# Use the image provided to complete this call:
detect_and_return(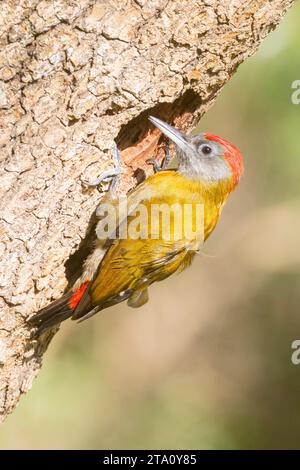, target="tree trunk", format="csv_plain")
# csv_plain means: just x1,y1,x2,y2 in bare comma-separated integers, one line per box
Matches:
0,0,294,422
